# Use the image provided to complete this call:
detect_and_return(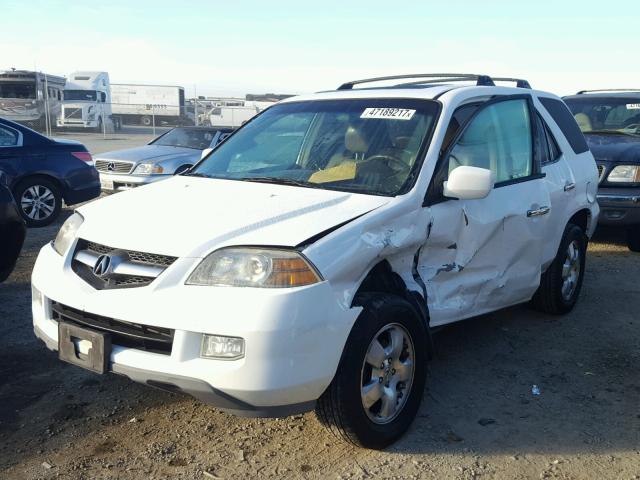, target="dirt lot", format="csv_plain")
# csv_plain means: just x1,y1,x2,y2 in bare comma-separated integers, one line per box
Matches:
0,132,639,479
